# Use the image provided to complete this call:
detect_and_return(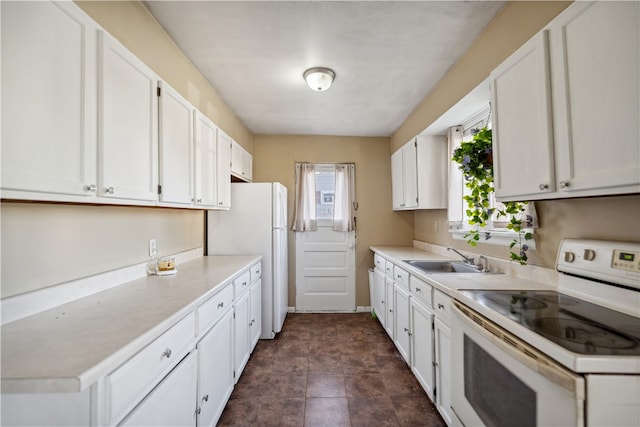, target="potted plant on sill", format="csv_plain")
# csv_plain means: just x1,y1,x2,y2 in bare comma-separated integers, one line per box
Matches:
451,127,533,265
